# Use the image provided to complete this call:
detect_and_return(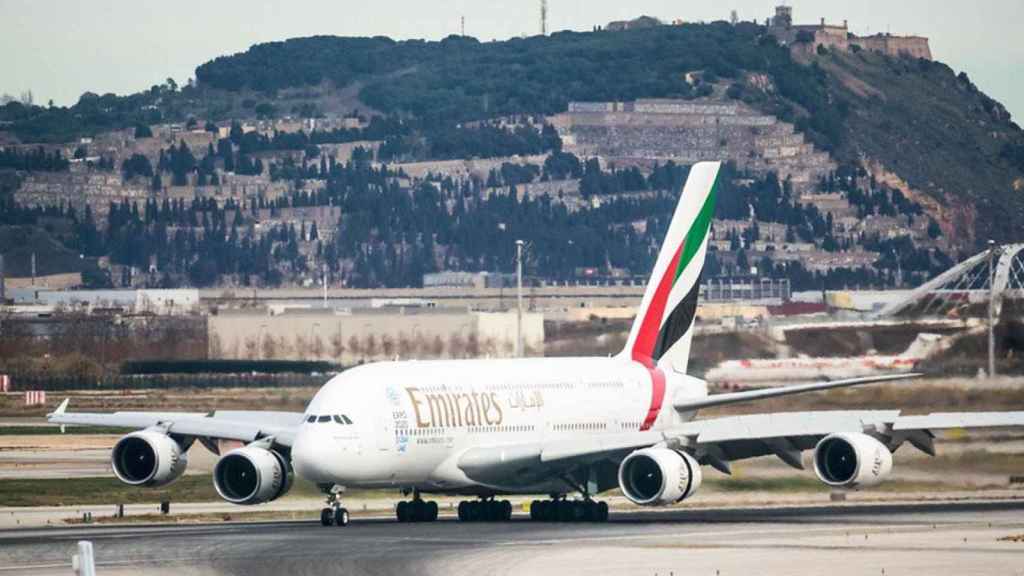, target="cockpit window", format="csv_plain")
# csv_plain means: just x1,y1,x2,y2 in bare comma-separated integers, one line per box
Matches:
308,414,354,424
